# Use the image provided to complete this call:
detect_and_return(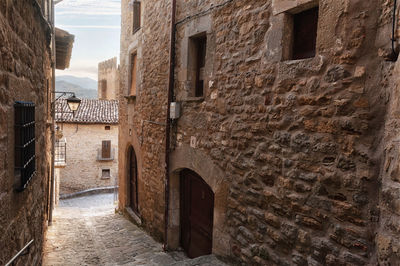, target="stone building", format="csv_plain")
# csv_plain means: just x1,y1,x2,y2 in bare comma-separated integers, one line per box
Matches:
98,57,120,100
55,99,119,195
119,0,400,265
0,0,74,265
